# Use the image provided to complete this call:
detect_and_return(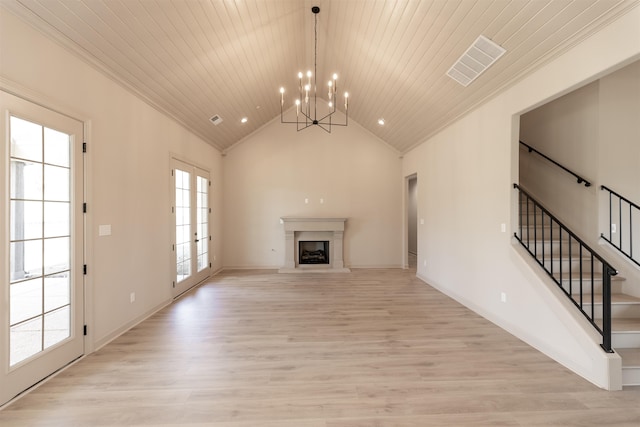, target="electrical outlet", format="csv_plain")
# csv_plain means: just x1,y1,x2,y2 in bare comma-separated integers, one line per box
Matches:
501,292,507,303
423,260,427,267
304,198,309,204
130,292,135,303
501,223,506,233
611,223,617,233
